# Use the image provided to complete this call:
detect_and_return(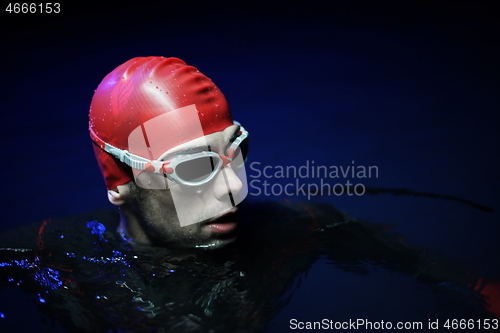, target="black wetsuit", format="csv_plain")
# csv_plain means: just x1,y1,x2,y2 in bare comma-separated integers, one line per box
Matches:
0,201,492,332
